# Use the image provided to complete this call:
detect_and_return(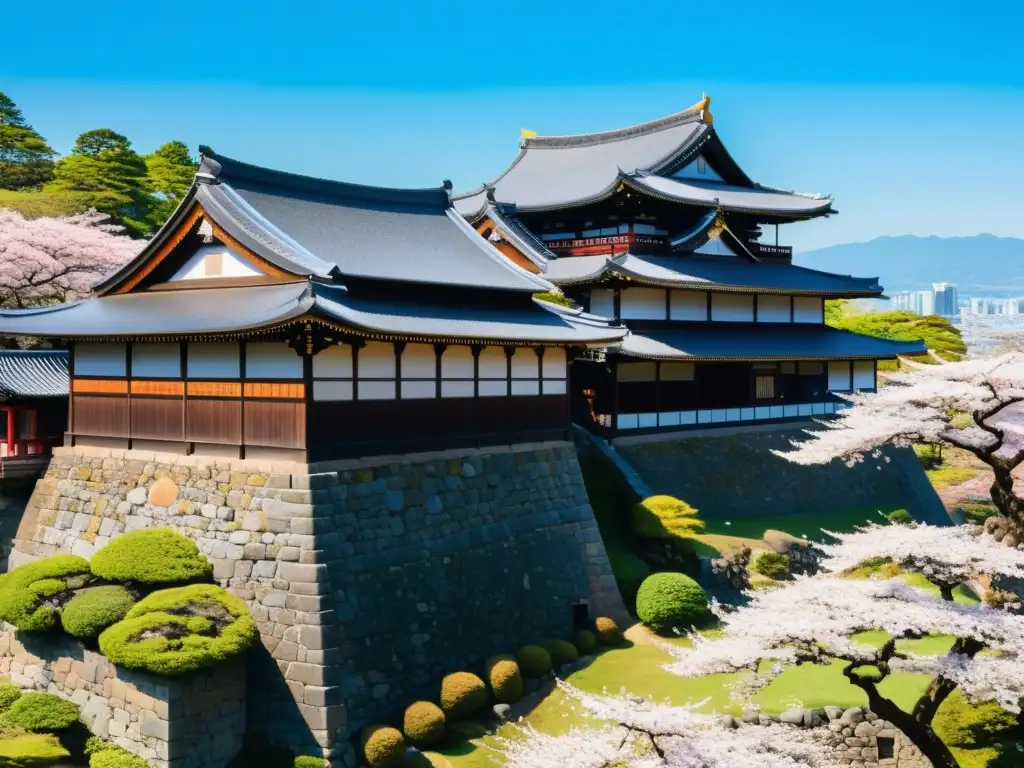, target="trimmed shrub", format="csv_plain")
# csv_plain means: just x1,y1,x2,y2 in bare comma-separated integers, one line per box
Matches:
752,552,790,581
293,757,324,768
90,750,149,768
90,528,213,585
98,584,256,675
1,693,80,732
0,555,91,631
61,586,136,639
887,509,913,526
541,638,579,666
439,672,488,720
636,572,708,632
0,733,71,767
485,655,523,704
360,725,405,768
632,495,704,540
0,682,22,712
516,645,552,679
402,700,445,747
571,629,597,655
594,617,623,646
